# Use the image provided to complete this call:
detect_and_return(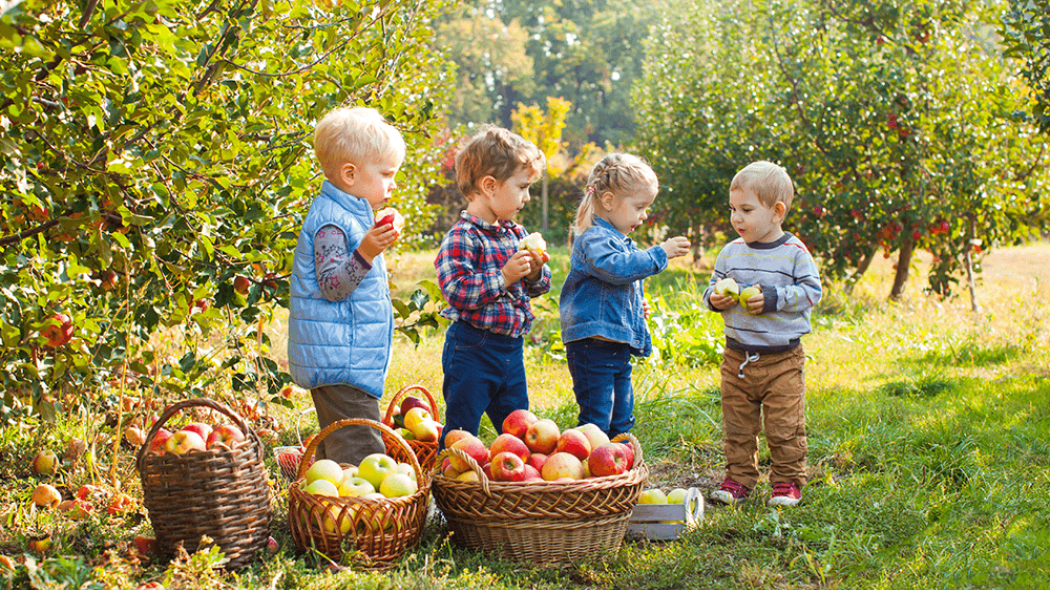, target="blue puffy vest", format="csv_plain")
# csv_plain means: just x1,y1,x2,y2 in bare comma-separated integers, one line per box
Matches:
287,181,393,398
